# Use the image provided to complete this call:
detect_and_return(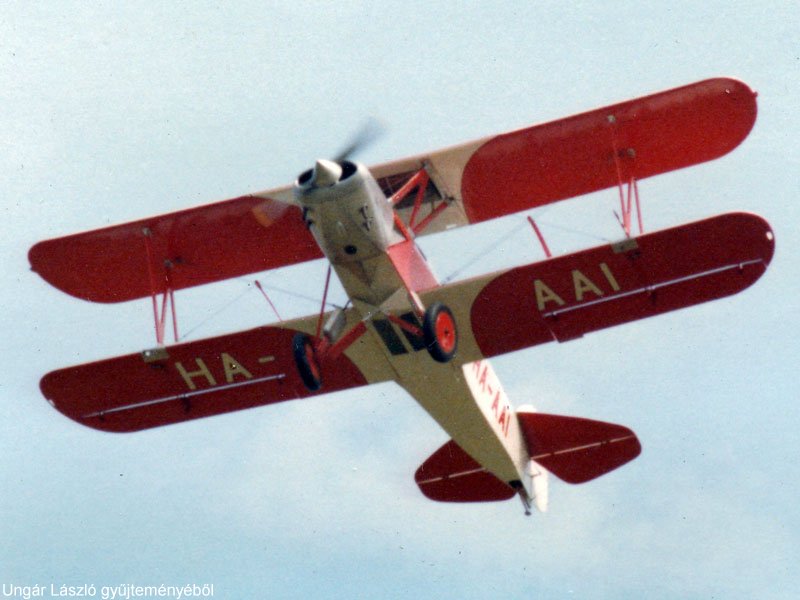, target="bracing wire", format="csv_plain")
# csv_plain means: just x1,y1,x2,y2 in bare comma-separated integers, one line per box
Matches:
250,279,343,310
178,207,612,341
178,287,254,341
535,218,615,243
178,276,344,342
441,220,529,284
441,207,613,285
